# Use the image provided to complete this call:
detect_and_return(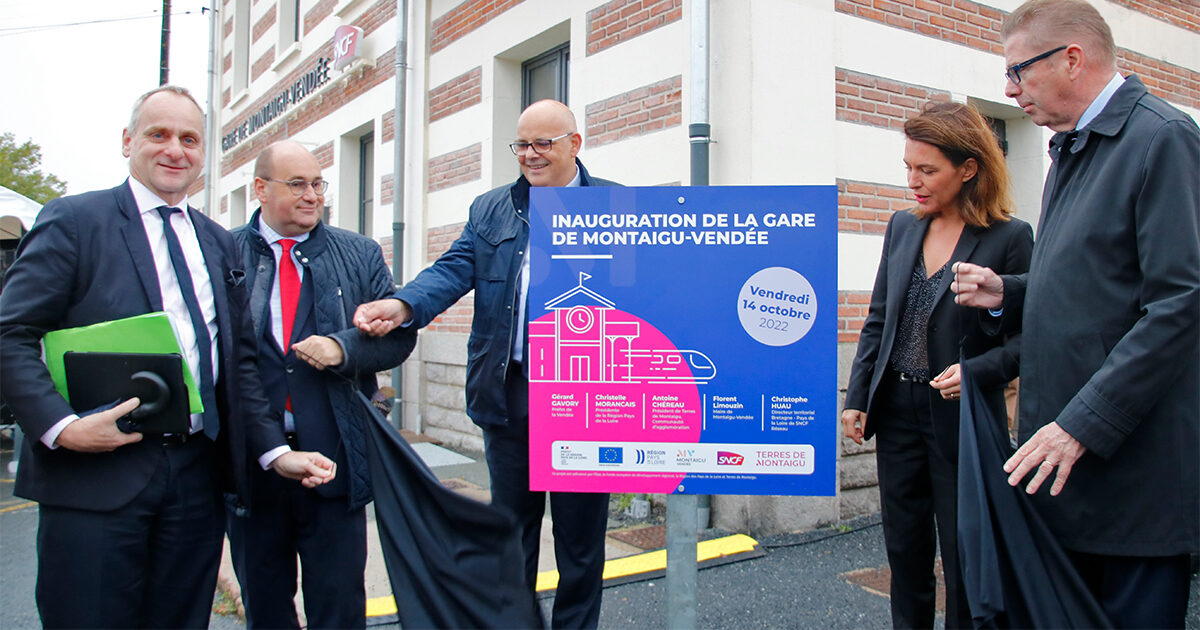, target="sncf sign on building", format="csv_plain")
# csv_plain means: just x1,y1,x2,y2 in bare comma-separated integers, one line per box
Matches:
333,26,364,71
